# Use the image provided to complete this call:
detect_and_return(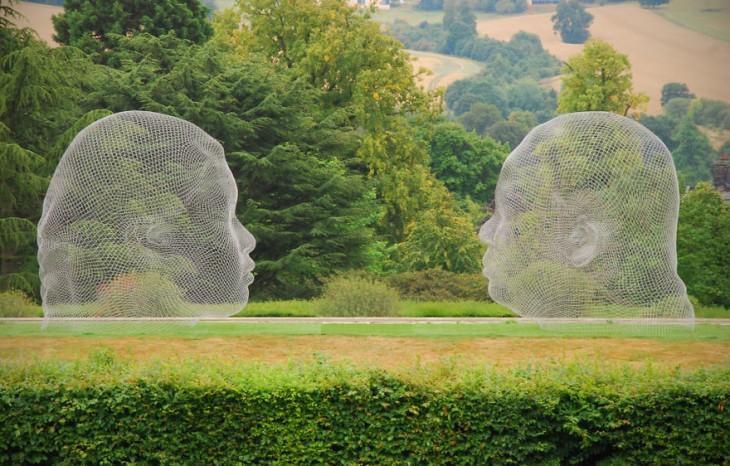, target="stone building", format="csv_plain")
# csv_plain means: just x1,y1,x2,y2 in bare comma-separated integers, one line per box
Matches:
713,153,730,203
